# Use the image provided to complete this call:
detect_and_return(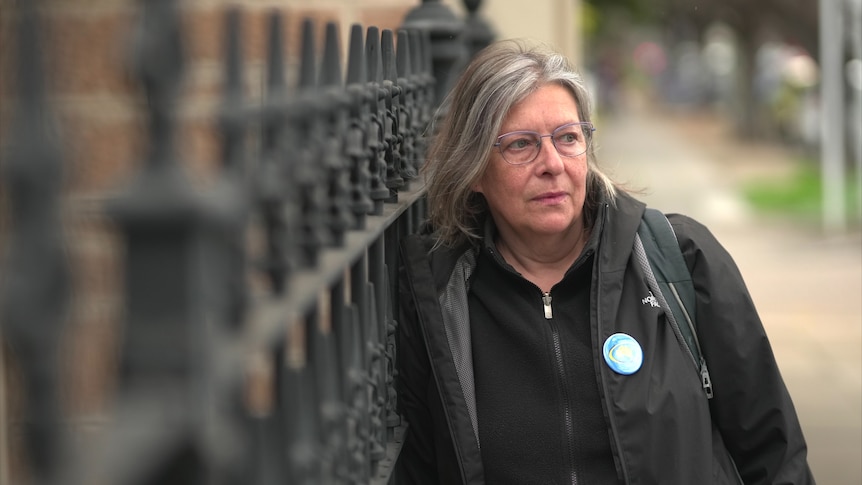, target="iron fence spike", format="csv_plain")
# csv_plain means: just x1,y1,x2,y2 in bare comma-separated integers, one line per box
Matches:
299,18,317,89
347,24,366,85
321,22,343,87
